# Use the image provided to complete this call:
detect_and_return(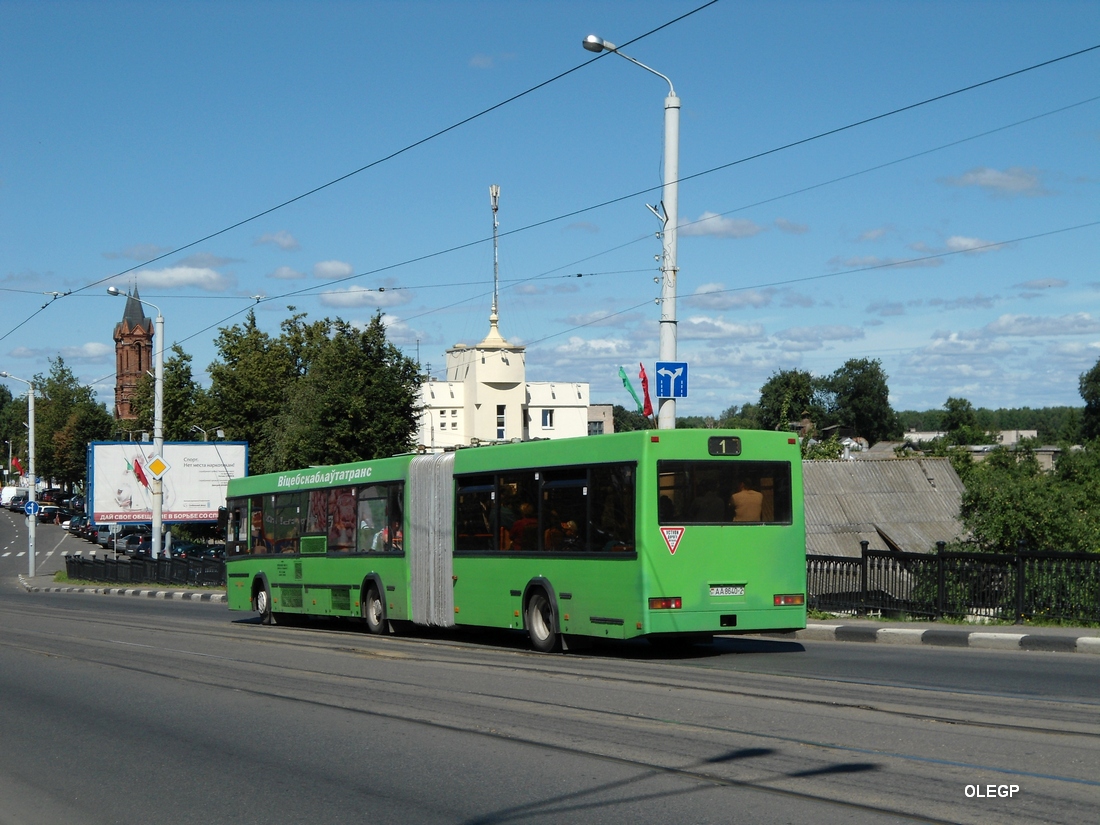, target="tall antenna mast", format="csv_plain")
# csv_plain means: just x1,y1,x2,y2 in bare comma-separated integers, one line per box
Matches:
489,184,500,325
